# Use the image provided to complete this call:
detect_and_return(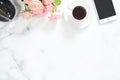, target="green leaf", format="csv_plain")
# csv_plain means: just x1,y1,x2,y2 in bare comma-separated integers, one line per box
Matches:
52,0,61,6
24,4,30,11
52,7,57,13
